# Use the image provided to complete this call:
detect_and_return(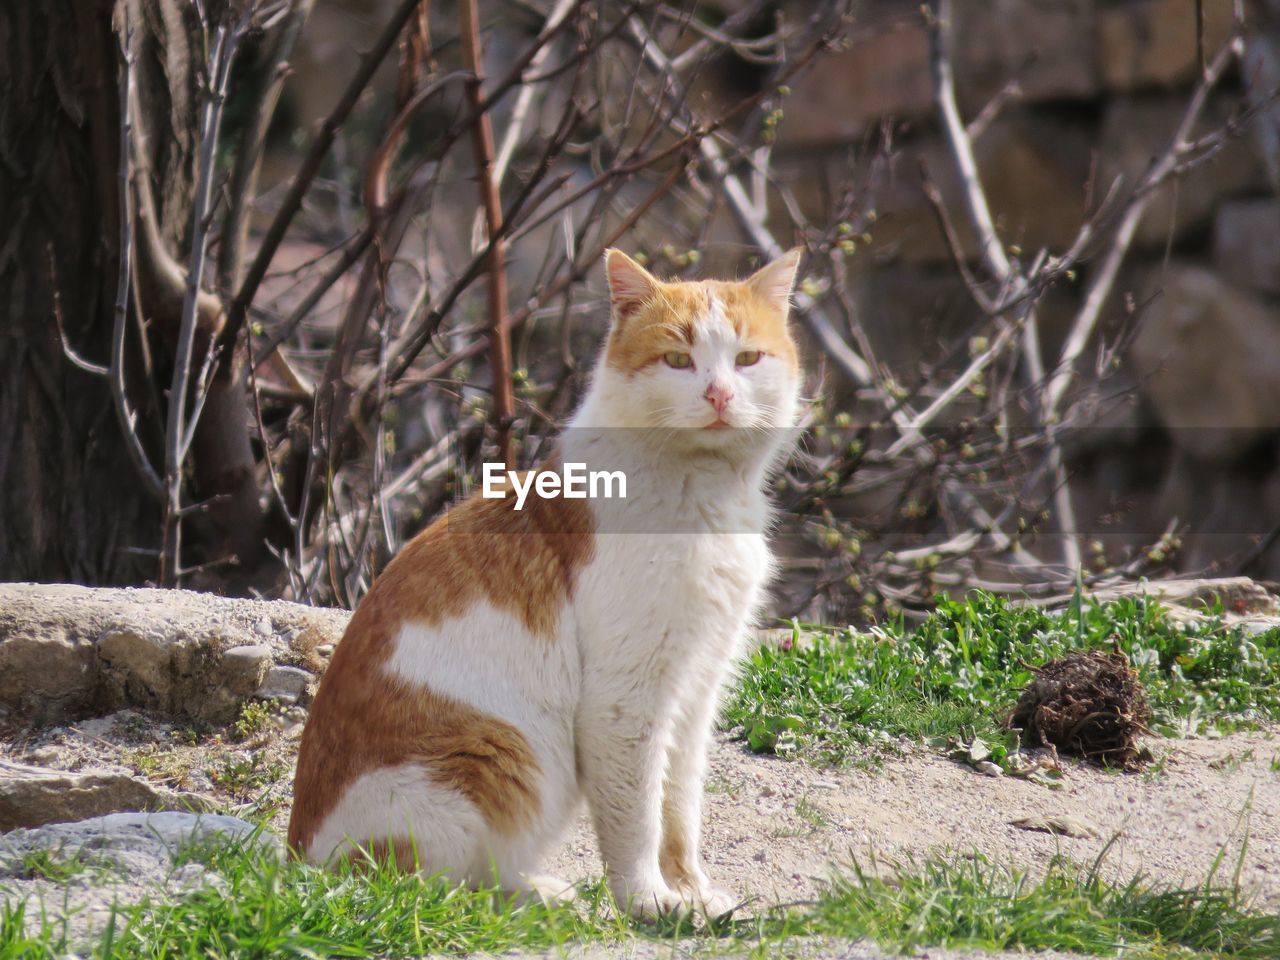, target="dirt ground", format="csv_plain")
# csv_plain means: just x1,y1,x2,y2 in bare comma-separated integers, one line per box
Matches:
545,730,1280,914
